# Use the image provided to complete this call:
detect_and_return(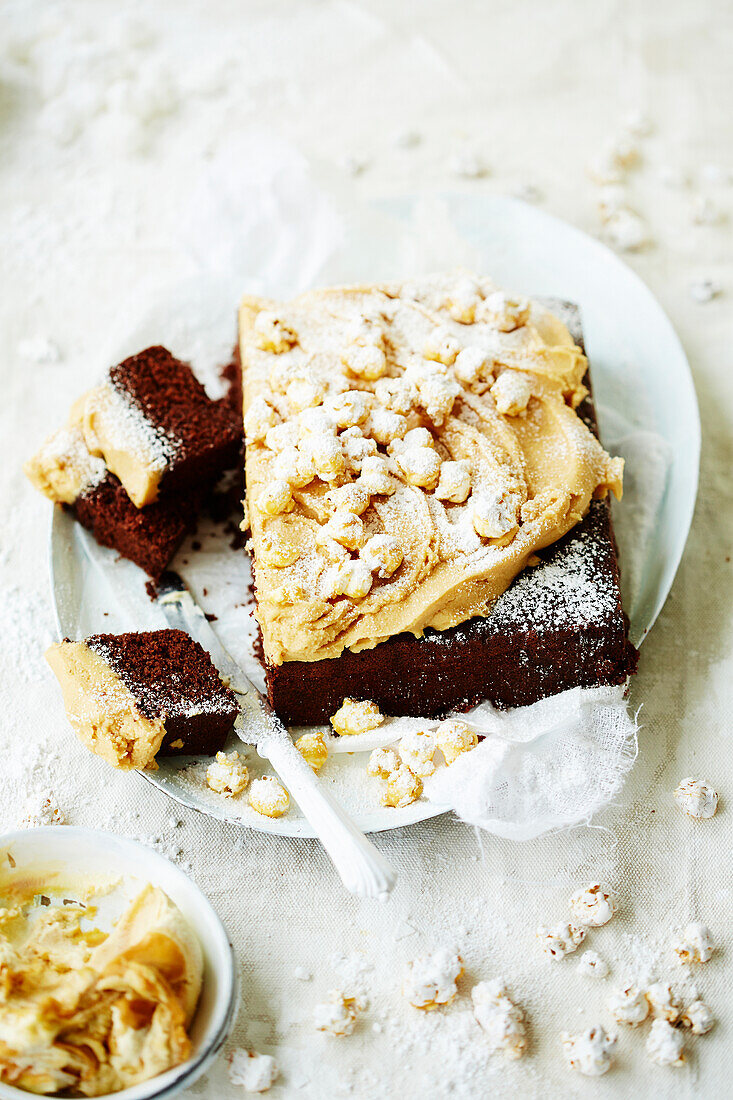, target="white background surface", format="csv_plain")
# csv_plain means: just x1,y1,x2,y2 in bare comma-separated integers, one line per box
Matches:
1,2,731,1097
